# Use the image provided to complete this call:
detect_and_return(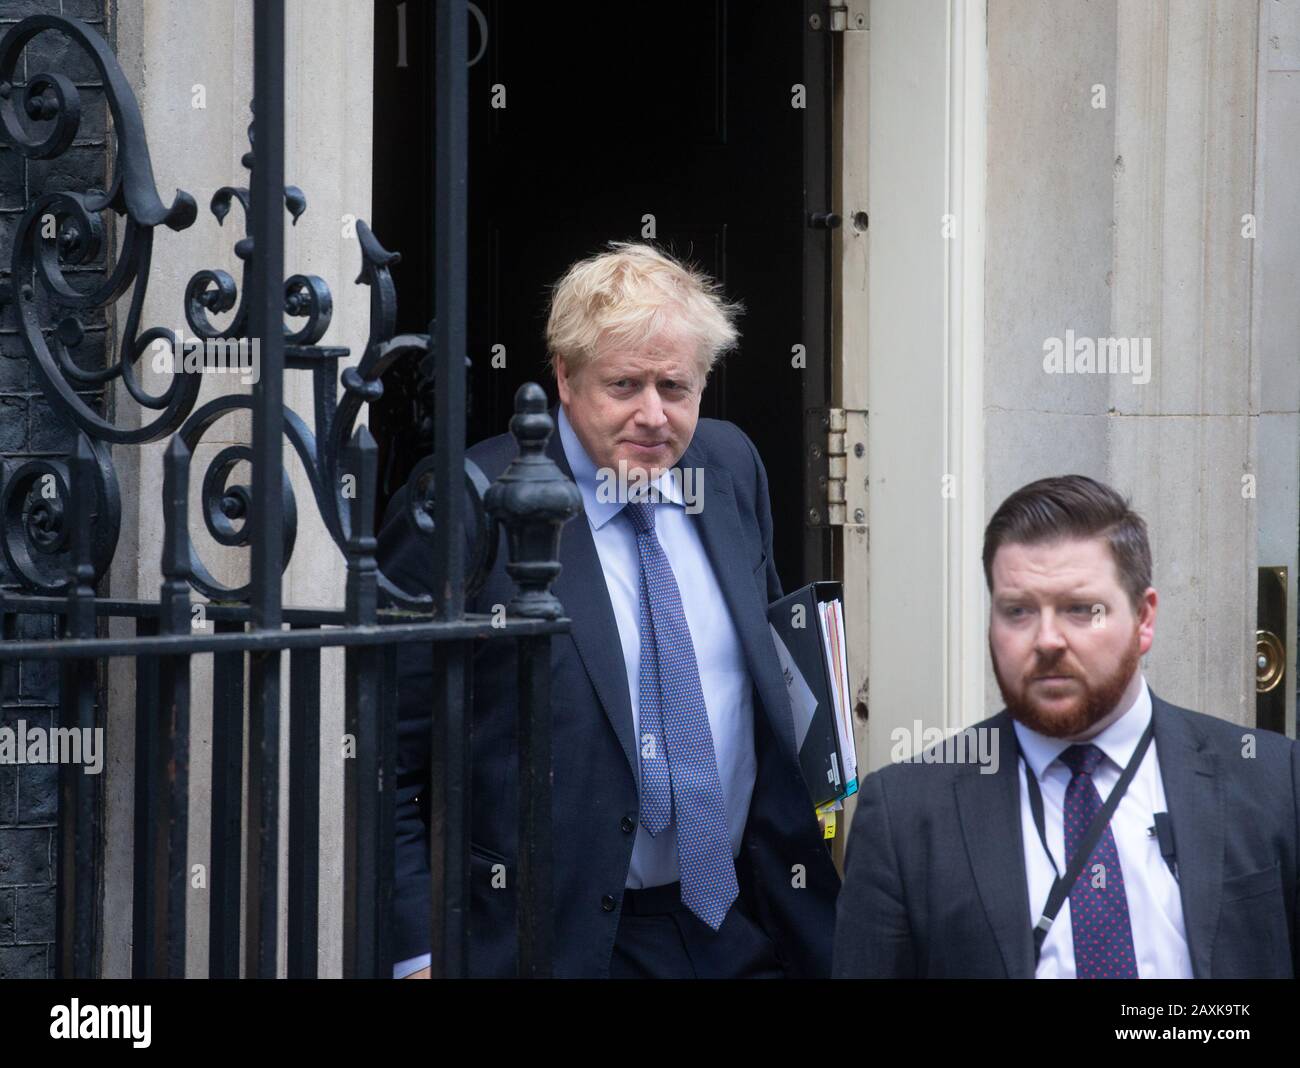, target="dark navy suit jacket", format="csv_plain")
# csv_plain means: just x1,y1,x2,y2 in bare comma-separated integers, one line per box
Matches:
382,406,841,976
833,693,1300,977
